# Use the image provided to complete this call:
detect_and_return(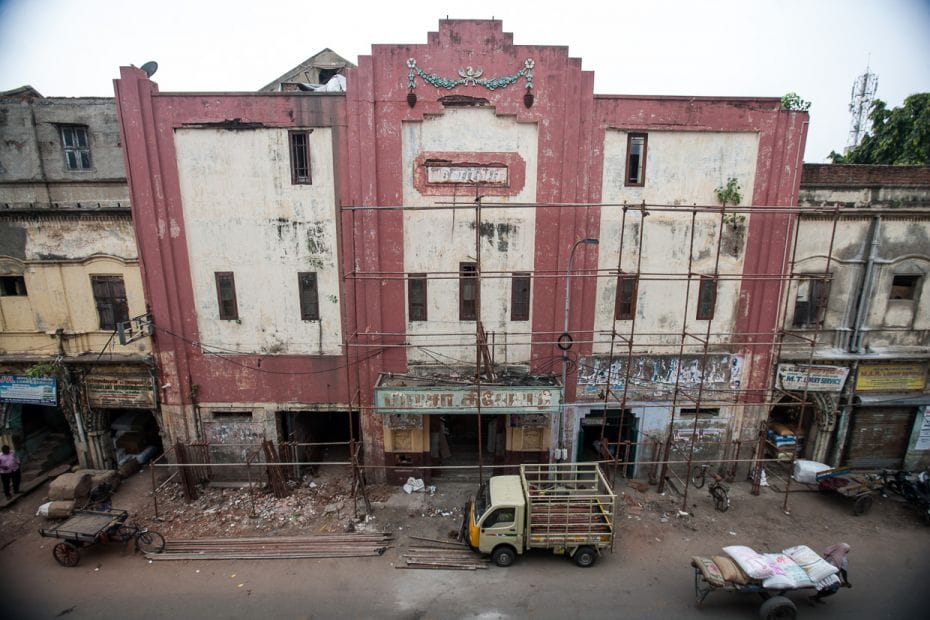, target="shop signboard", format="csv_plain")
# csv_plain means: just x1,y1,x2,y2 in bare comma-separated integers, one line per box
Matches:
0,375,57,406
86,375,156,409
856,363,928,392
777,364,849,392
375,385,560,415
